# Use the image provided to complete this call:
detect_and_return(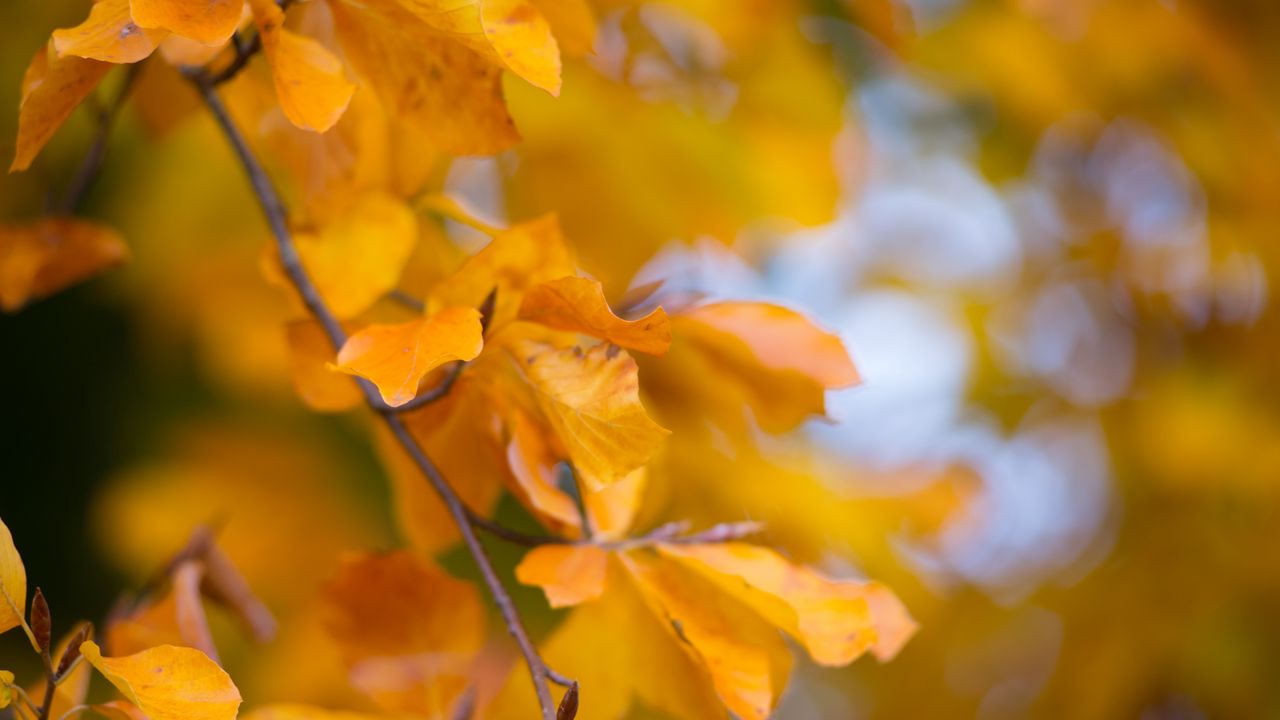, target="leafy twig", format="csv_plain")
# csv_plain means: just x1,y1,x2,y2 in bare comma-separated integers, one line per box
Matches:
190,77,561,720
58,61,143,214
